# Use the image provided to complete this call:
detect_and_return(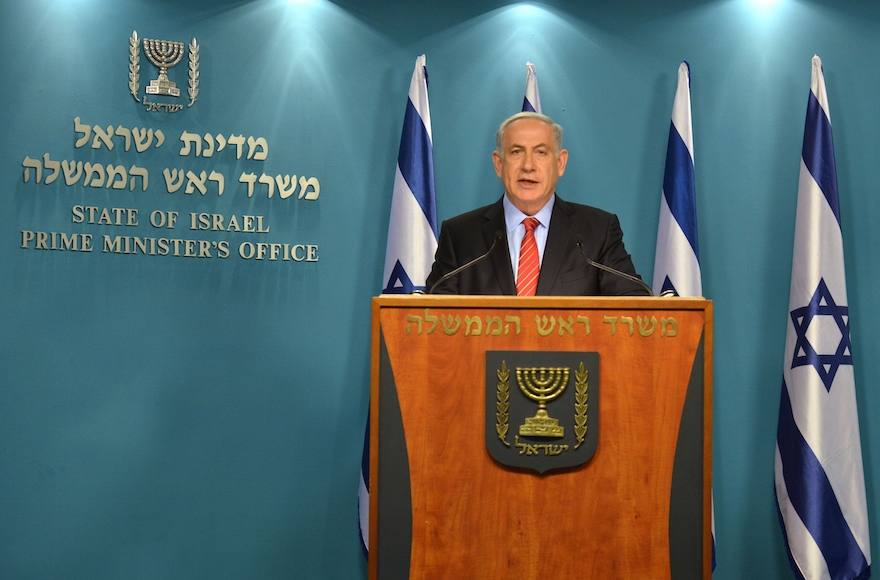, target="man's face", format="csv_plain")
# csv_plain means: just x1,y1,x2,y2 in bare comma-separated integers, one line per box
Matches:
492,118,568,216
